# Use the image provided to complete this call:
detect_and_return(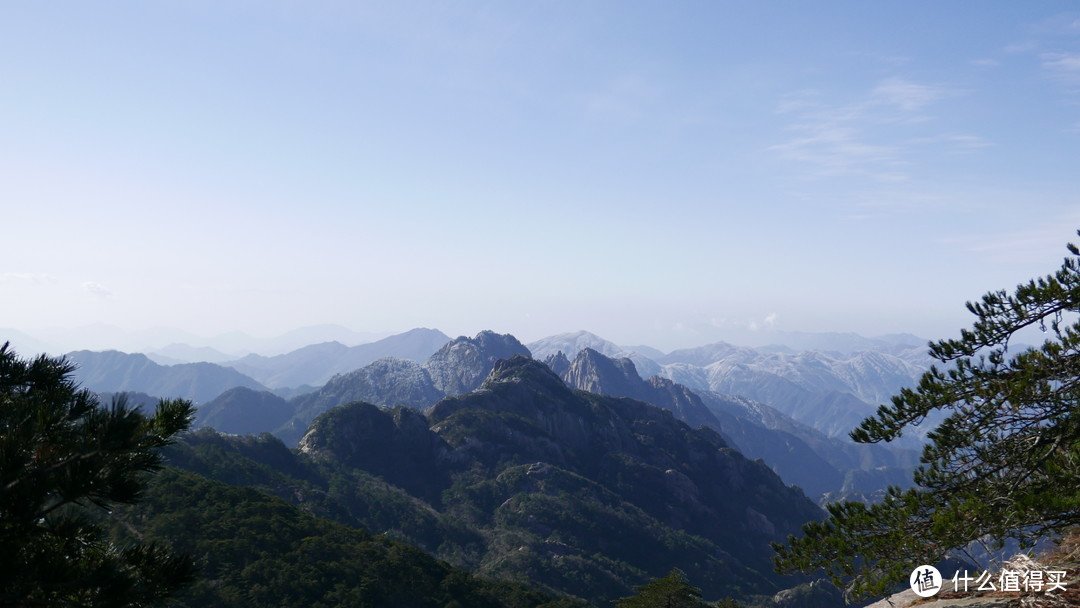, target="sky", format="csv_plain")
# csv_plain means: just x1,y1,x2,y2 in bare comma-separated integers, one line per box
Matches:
3,1,1080,352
